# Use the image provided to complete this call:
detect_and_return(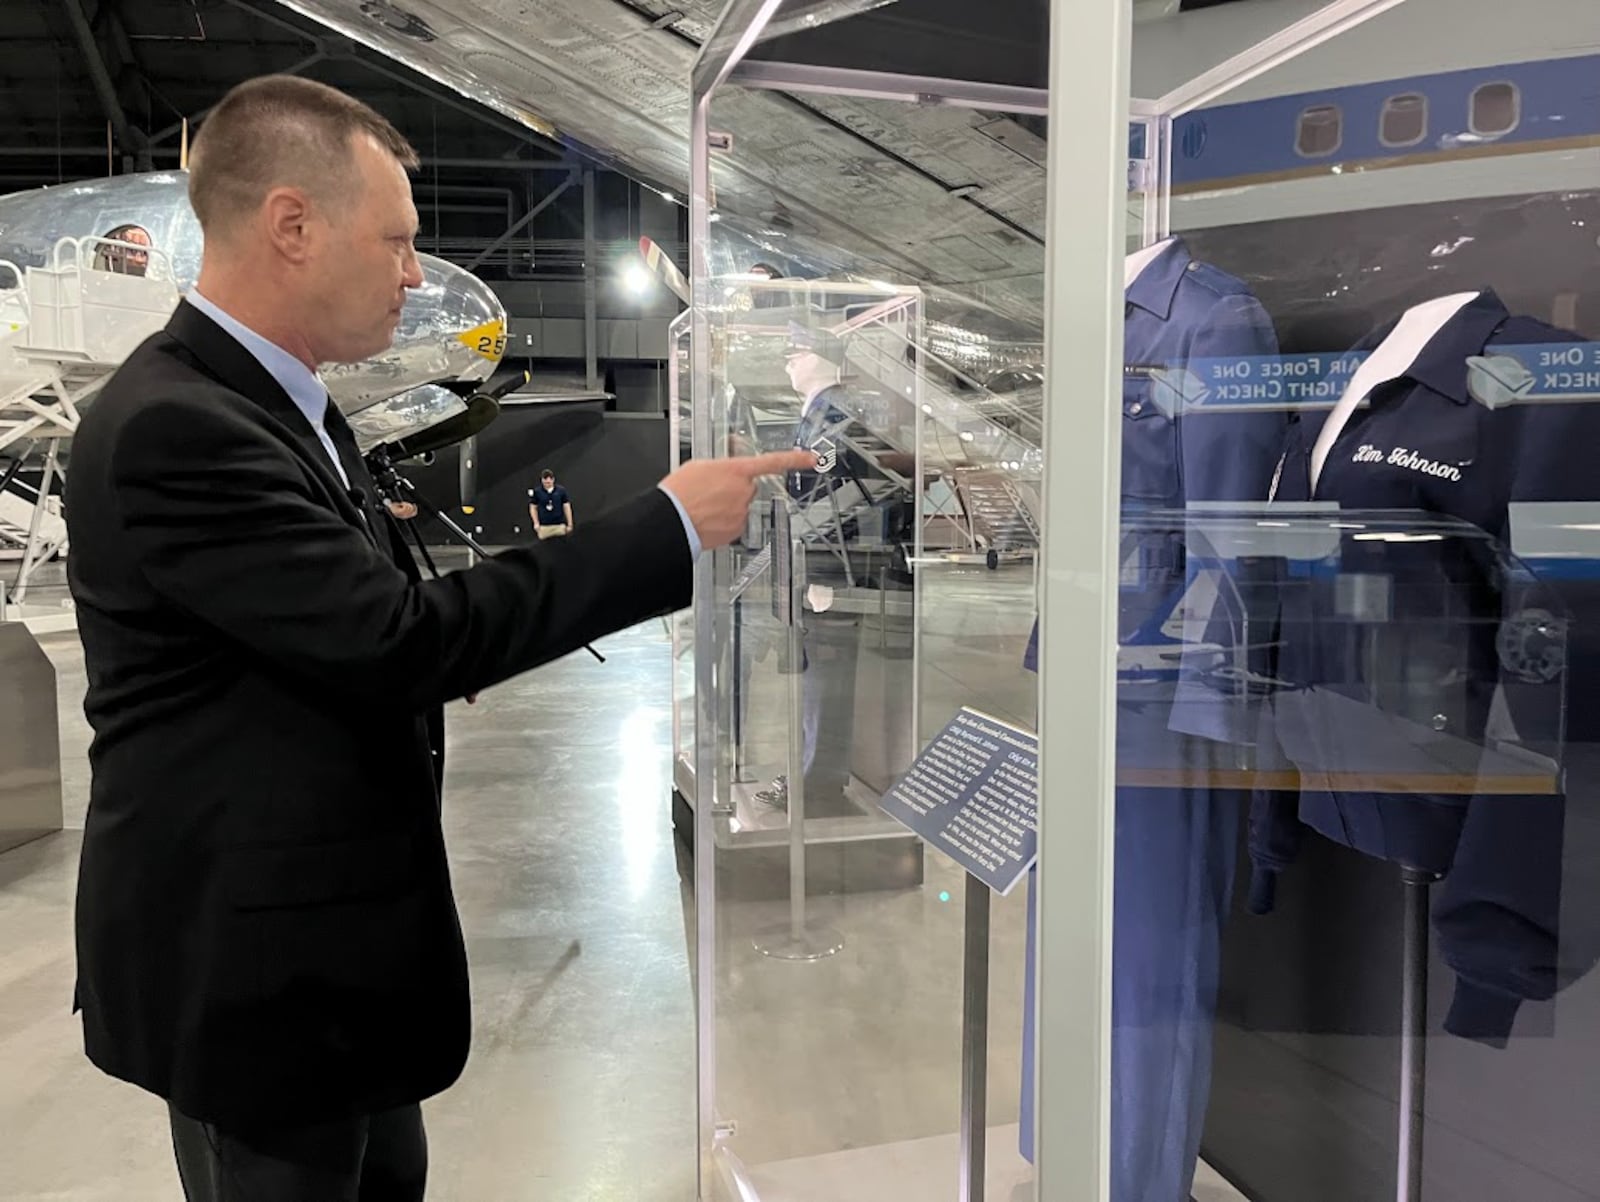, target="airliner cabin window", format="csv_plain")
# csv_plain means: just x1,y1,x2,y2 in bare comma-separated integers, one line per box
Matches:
1379,93,1428,147
1469,81,1520,137
1295,104,1343,158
